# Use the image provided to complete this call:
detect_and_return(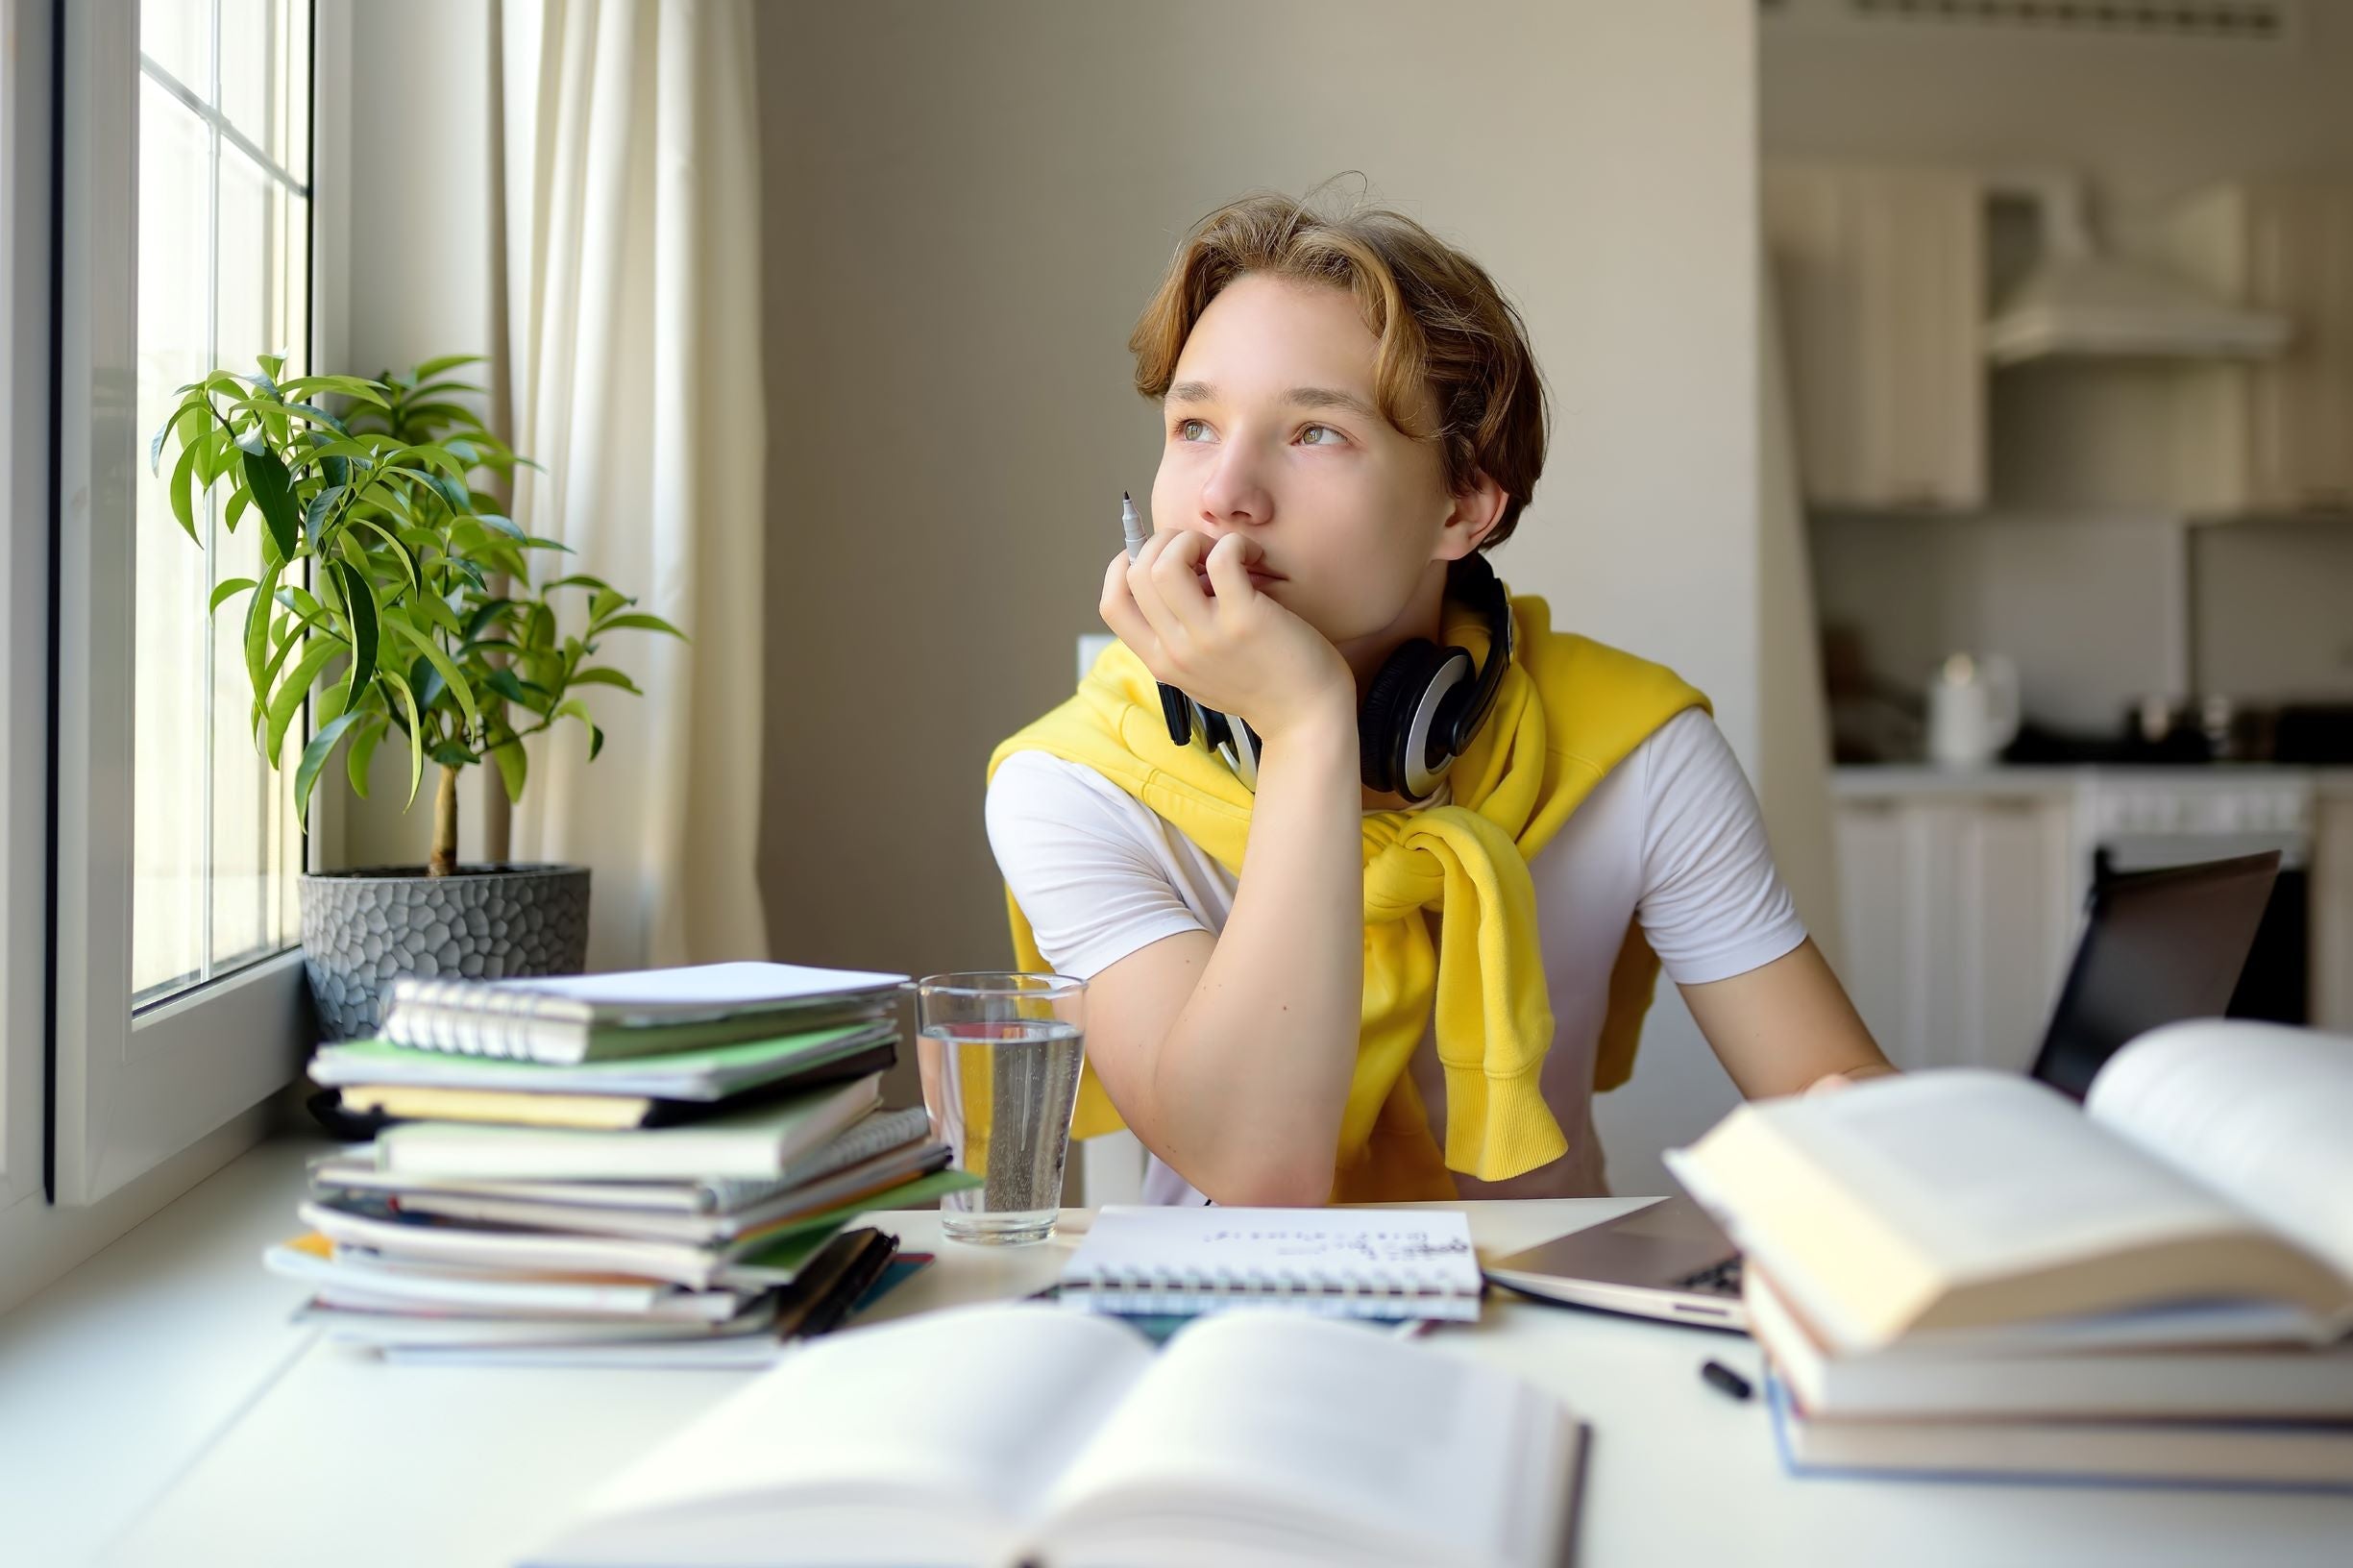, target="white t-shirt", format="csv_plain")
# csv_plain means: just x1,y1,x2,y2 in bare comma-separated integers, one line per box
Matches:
983,706,1805,1202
